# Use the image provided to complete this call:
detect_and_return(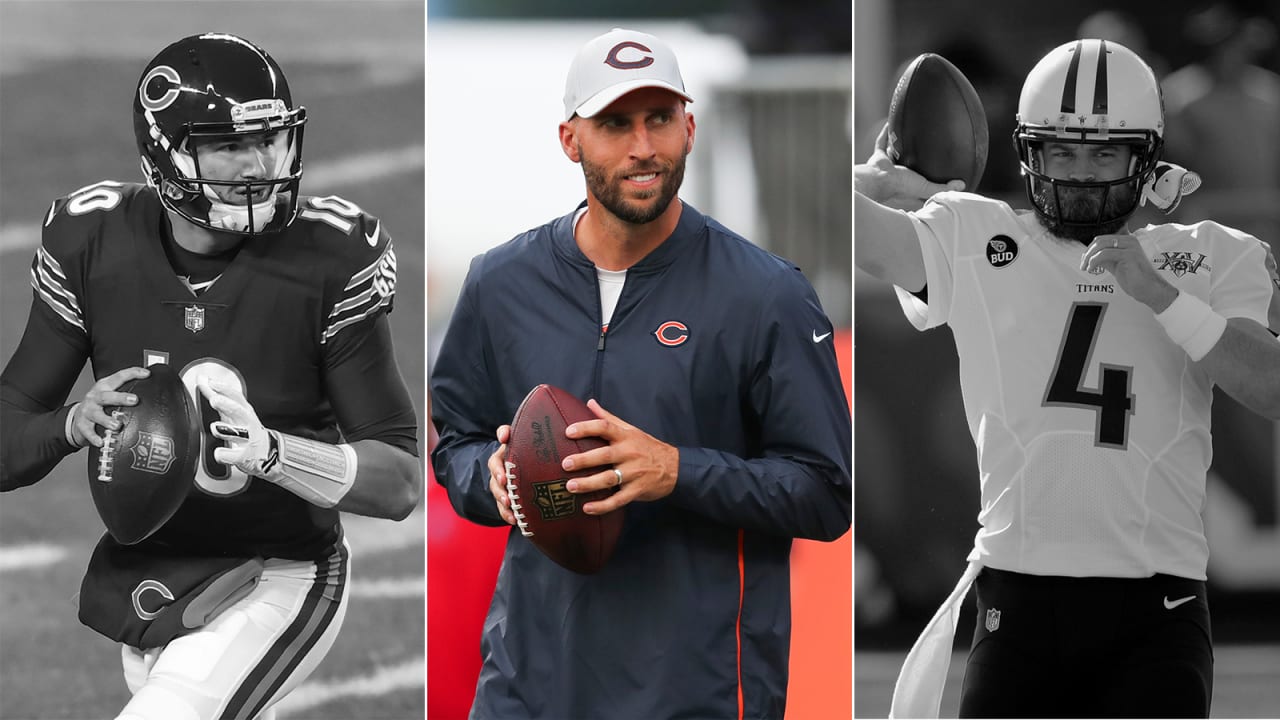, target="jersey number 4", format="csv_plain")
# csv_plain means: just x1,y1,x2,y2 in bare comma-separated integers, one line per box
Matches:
1042,302,1136,448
